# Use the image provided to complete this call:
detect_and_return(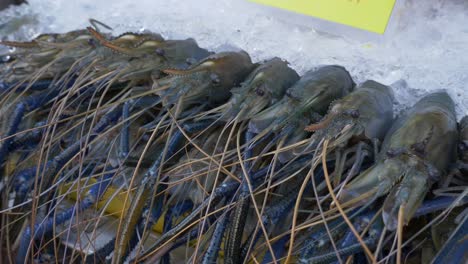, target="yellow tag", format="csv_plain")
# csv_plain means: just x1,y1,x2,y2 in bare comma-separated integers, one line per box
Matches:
60,179,165,233
250,0,397,34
